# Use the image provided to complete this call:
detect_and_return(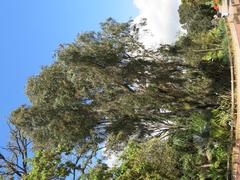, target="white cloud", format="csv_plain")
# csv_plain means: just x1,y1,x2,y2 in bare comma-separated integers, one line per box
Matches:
133,0,181,48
